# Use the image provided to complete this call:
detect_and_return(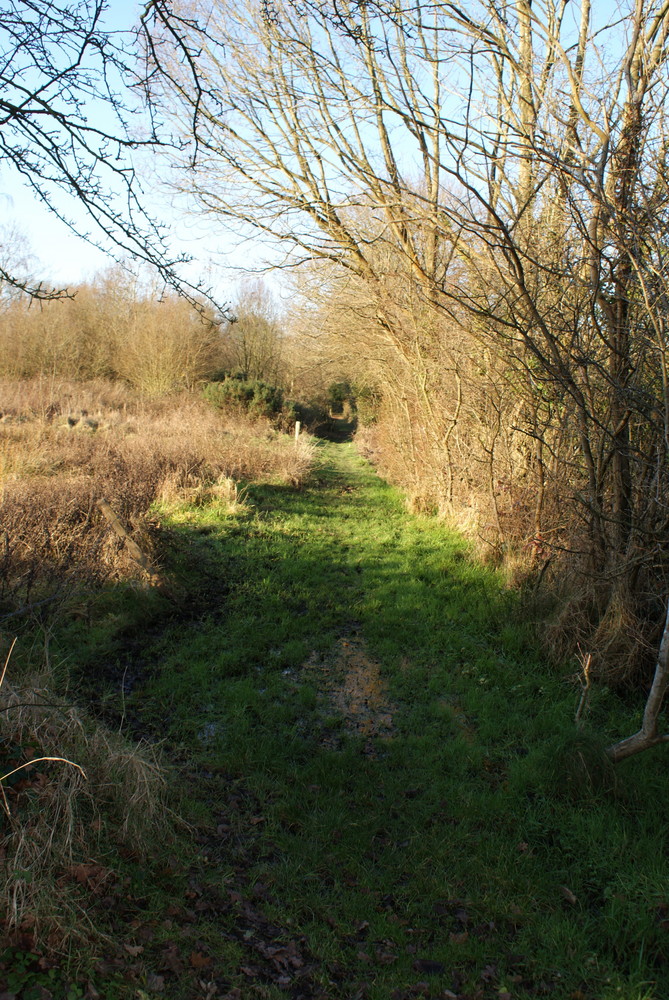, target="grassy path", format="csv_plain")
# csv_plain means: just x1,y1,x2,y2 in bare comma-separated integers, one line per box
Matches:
95,443,669,998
